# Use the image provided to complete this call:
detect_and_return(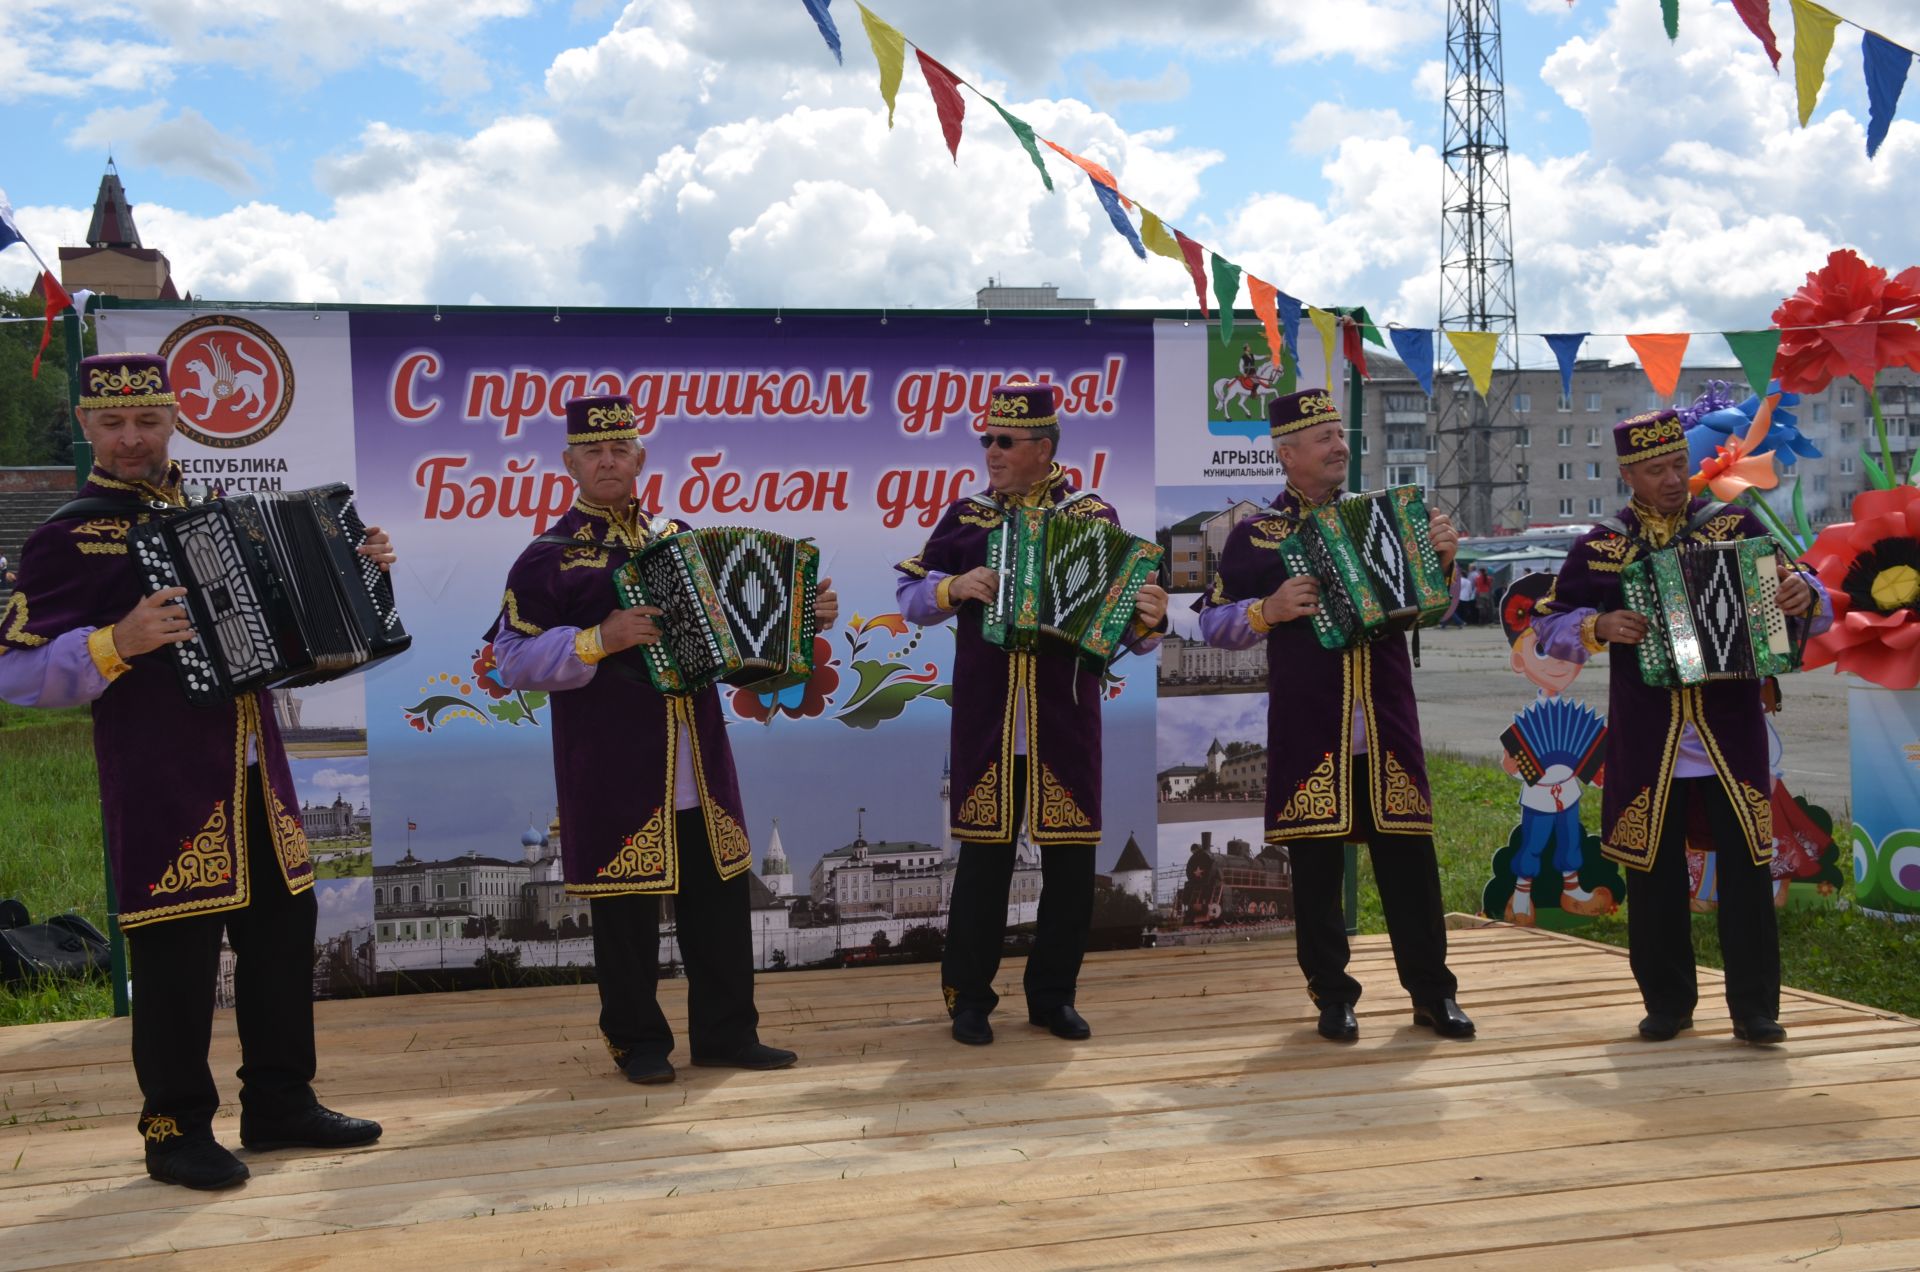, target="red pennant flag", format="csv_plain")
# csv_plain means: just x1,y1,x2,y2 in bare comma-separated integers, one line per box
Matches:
1172,230,1209,317
916,51,966,163
1042,140,1131,209
1731,0,1781,70
1342,317,1371,380
32,271,71,380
